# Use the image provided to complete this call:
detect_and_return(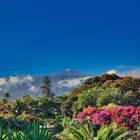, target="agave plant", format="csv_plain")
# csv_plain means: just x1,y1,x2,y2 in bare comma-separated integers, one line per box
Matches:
25,121,52,140
0,121,11,140
9,121,52,140
9,131,28,140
